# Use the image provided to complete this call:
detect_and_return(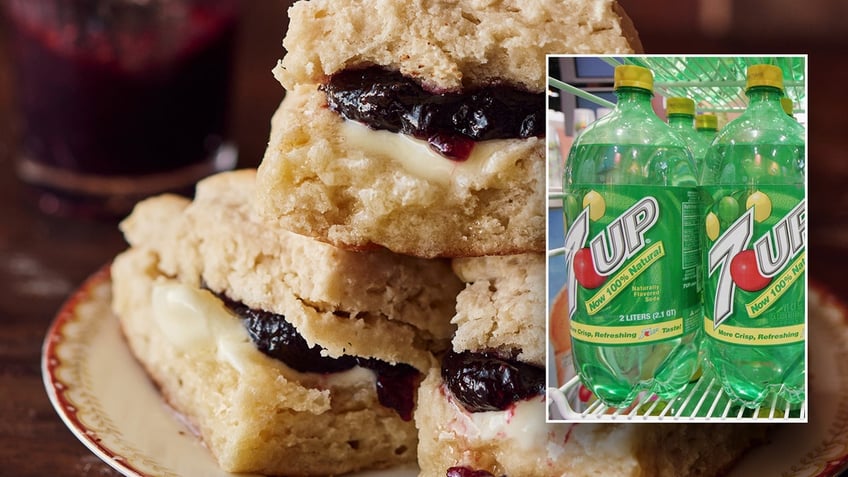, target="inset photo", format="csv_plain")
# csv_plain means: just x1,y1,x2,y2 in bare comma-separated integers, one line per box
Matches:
547,55,807,423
